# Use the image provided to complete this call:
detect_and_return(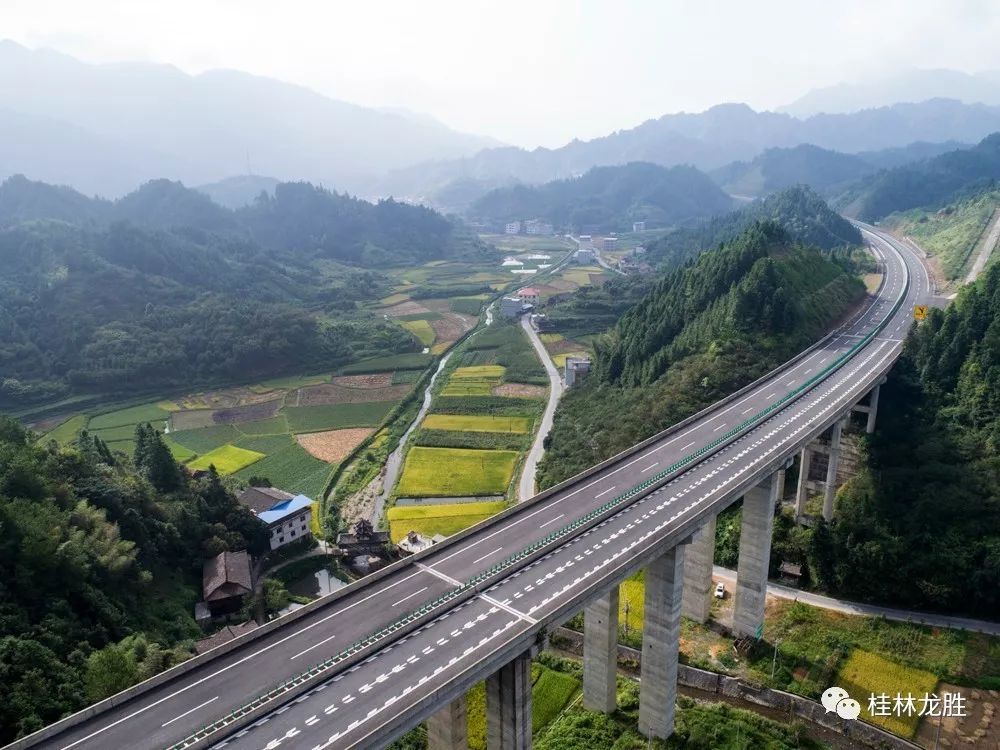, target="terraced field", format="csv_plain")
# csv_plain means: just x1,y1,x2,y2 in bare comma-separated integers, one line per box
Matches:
55,363,424,501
